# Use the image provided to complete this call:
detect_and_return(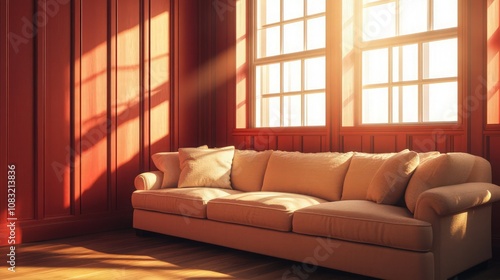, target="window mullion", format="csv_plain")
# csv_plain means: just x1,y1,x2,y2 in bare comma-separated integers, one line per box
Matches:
419,42,424,122
388,47,394,124
428,0,434,31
